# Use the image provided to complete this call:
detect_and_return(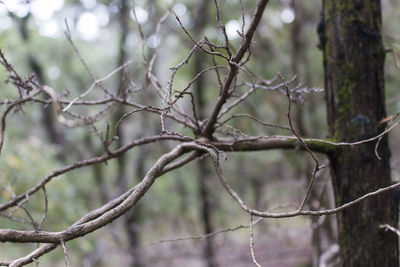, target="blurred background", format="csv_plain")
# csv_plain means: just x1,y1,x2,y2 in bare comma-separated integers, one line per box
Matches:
0,0,399,266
